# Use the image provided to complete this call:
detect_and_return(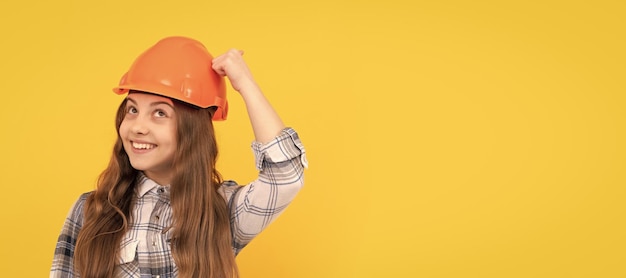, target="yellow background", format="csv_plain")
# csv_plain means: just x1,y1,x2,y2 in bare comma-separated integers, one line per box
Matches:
0,0,624,277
